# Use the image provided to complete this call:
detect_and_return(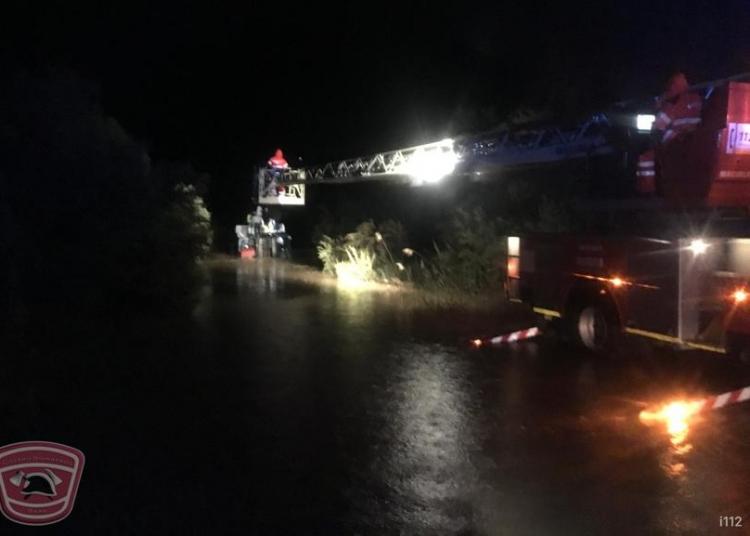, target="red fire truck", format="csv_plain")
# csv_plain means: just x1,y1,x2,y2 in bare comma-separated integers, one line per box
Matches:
505,80,750,358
